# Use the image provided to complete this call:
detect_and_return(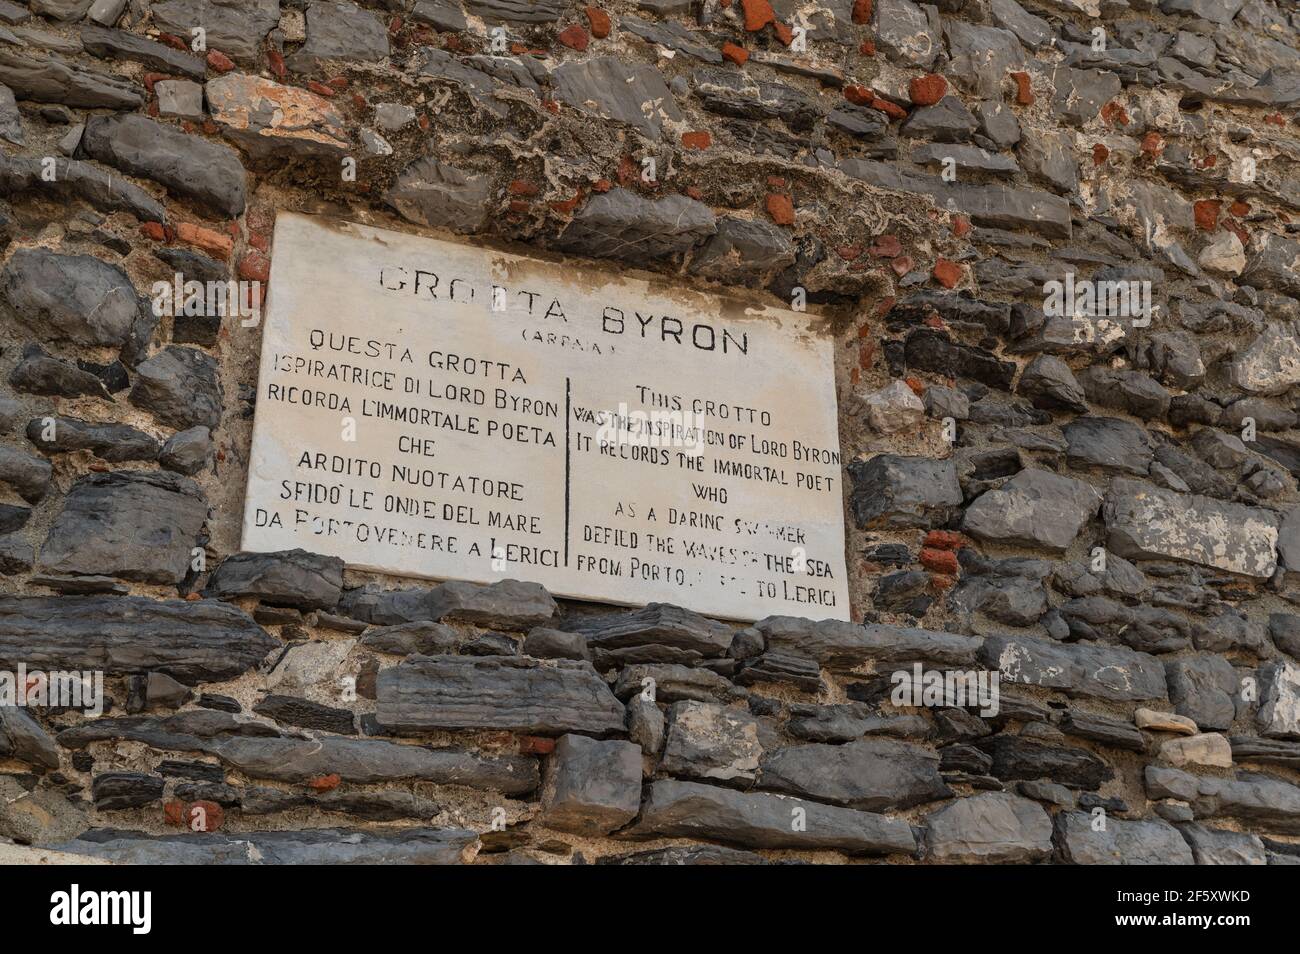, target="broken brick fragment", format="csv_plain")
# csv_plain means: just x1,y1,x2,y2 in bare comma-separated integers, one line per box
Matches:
909,74,947,106
509,179,540,197
766,193,795,226
741,0,776,31
177,222,233,258
1193,199,1220,231
518,736,556,755
1140,132,1164,156
1100,100,1129,126
869,234,902,258
238,250,271,283
919,547,959,575
586,6,611,38
1010,71,1033,105
891,255,914,276
852,0,873,23
140,222,166,242
924,529,966,551
1230,199,1250,217
721,41,749,65
773,21,794,45
681,130,712,150
206,50,235,73
309,774,341,792
859,39,876,56
932,258,962,288
1092,143,1109,165
558,24,589,51
951,215,970,237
